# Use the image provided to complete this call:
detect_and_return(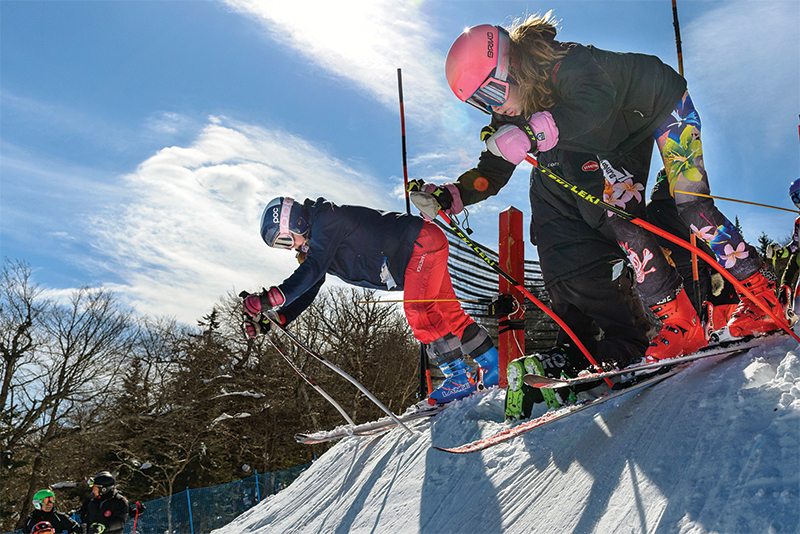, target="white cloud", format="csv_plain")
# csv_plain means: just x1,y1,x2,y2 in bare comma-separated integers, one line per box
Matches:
222,0,449,124
90,117,385,323
144,112,194,135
